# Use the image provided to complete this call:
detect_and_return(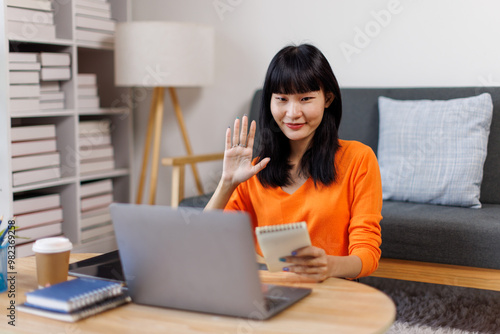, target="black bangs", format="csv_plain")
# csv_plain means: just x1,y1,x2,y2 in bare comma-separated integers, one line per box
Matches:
268,47,323,95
